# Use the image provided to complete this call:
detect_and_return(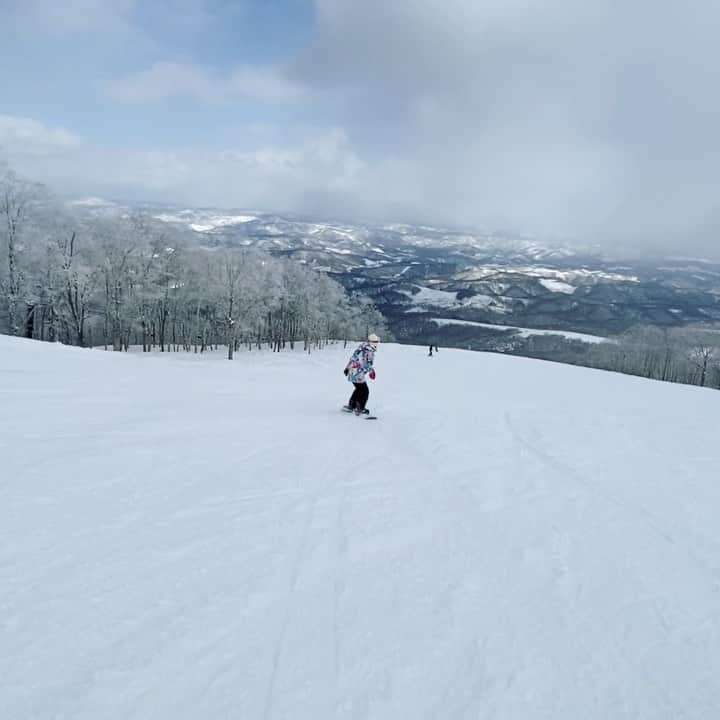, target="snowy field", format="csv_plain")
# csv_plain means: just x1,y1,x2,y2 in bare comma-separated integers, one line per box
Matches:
2,336,720,719
430,318,608,344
